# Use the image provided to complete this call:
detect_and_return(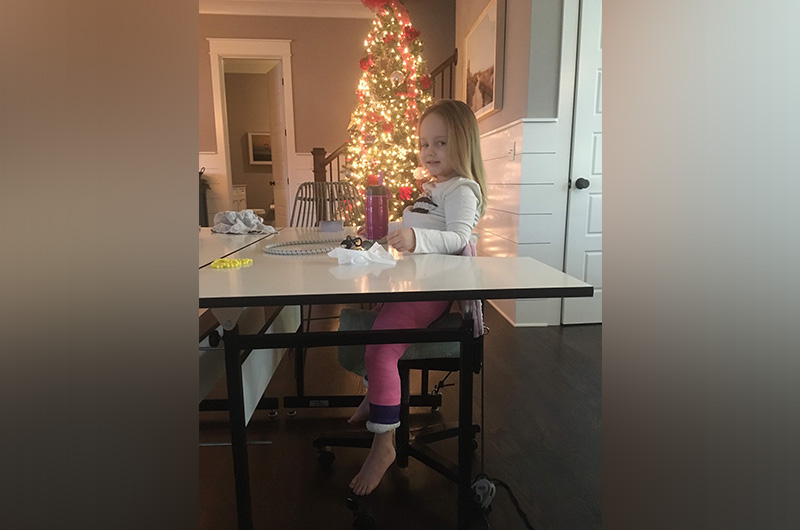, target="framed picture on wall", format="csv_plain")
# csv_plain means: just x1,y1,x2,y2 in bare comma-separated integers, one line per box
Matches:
248,132,272,165
464,0,506,120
